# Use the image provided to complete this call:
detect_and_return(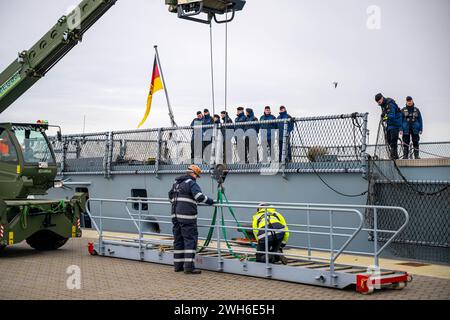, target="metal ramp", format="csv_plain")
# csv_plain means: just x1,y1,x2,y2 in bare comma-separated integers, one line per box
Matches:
86,198,412,294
